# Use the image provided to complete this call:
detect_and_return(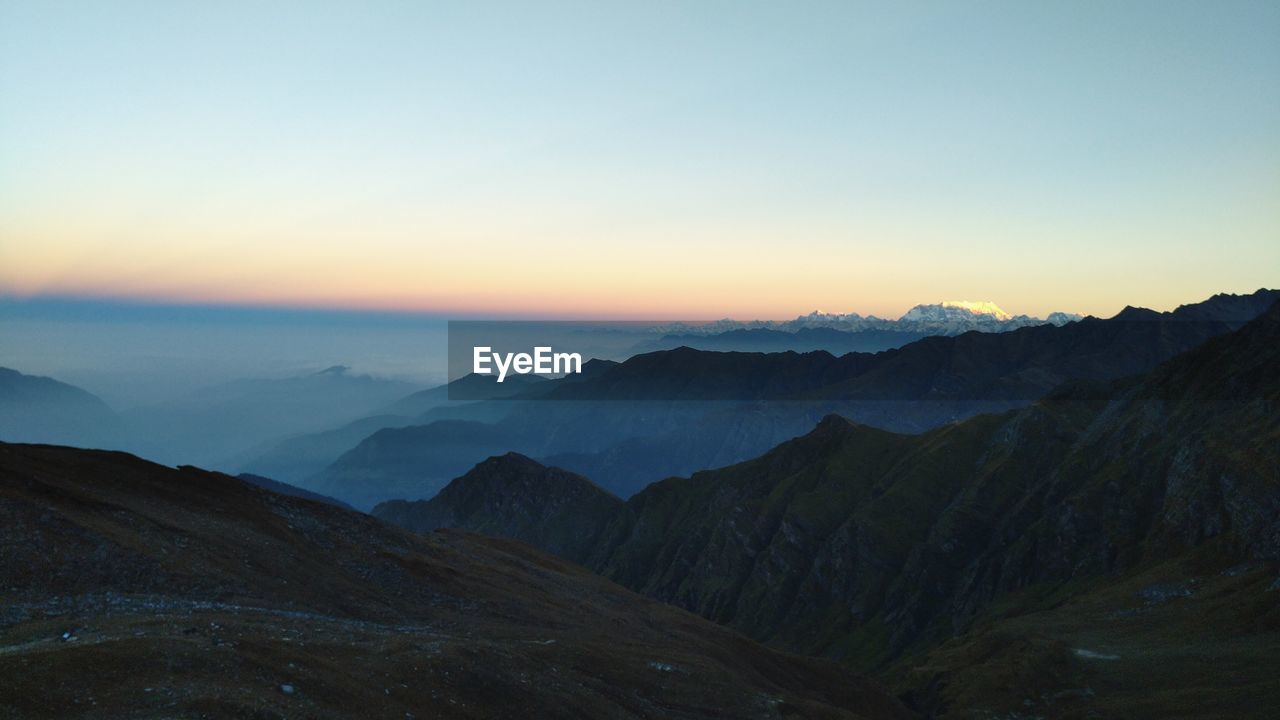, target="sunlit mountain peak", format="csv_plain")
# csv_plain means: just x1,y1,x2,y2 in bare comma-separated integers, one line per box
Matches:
939,300,1012,320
